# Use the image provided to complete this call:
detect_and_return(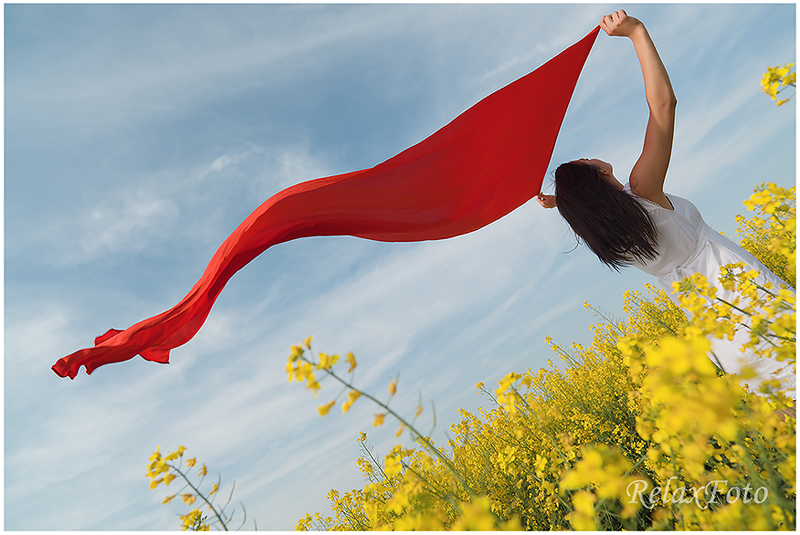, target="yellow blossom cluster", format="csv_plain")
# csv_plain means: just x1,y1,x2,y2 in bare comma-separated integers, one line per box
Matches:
179,509,209,531
292,183,795,531
737,183,796,286
286,337,415,432
296,438,522,531
561,444,644,529
146,446,245,531
762,63,796,106
146,445,188,490
286,337,358,403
